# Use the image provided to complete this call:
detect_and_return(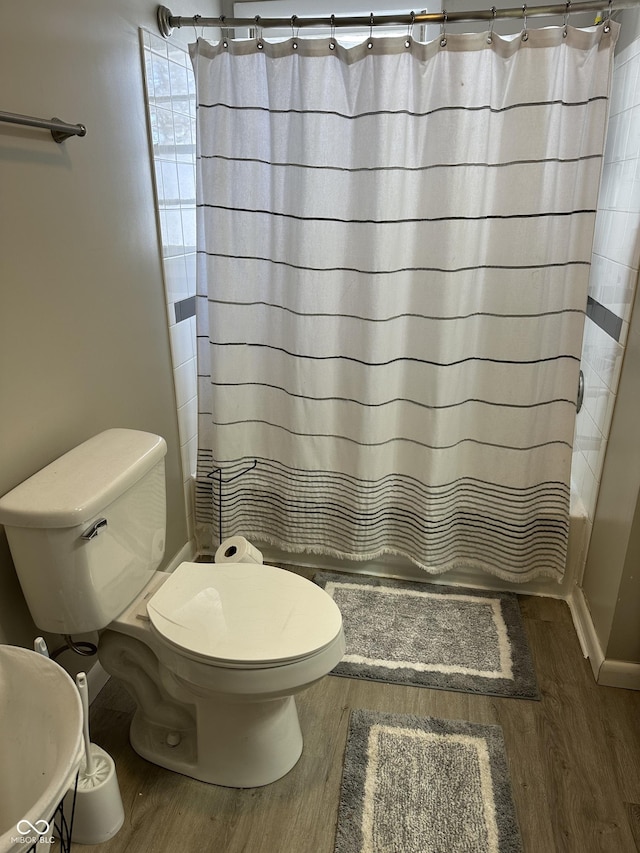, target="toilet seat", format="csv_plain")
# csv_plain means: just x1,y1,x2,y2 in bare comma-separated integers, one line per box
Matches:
147,561,343,668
